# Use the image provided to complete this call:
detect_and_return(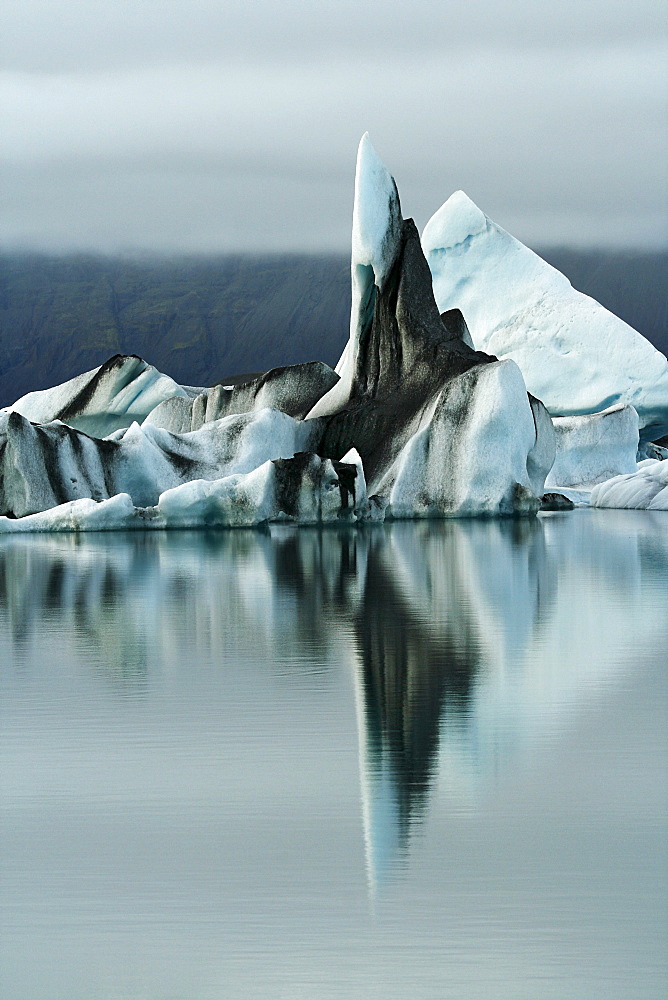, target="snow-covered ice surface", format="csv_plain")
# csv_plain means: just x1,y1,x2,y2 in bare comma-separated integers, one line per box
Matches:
545,404,639,490
6,355,193,438
590,459,668,510
422,192,668,441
